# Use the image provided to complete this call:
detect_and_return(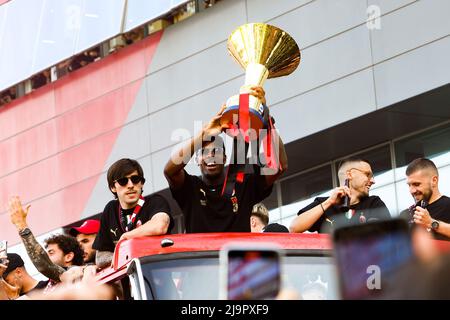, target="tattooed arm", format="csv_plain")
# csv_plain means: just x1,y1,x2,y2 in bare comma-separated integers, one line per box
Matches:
96,250,113,269
8,196,65,282
19,230,65,282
